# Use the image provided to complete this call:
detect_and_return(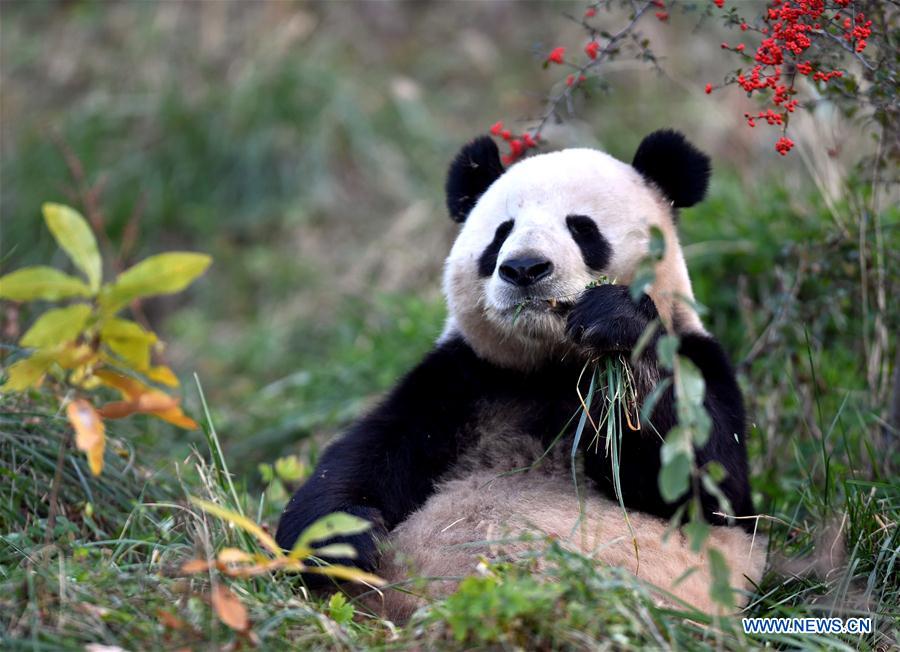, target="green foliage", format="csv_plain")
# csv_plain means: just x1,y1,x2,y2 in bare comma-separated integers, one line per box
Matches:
440,571,560,644
1,203,208,474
